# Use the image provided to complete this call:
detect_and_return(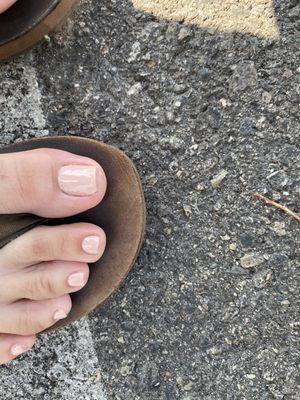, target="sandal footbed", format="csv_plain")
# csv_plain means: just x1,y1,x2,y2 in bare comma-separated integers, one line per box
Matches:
0,136,146,331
